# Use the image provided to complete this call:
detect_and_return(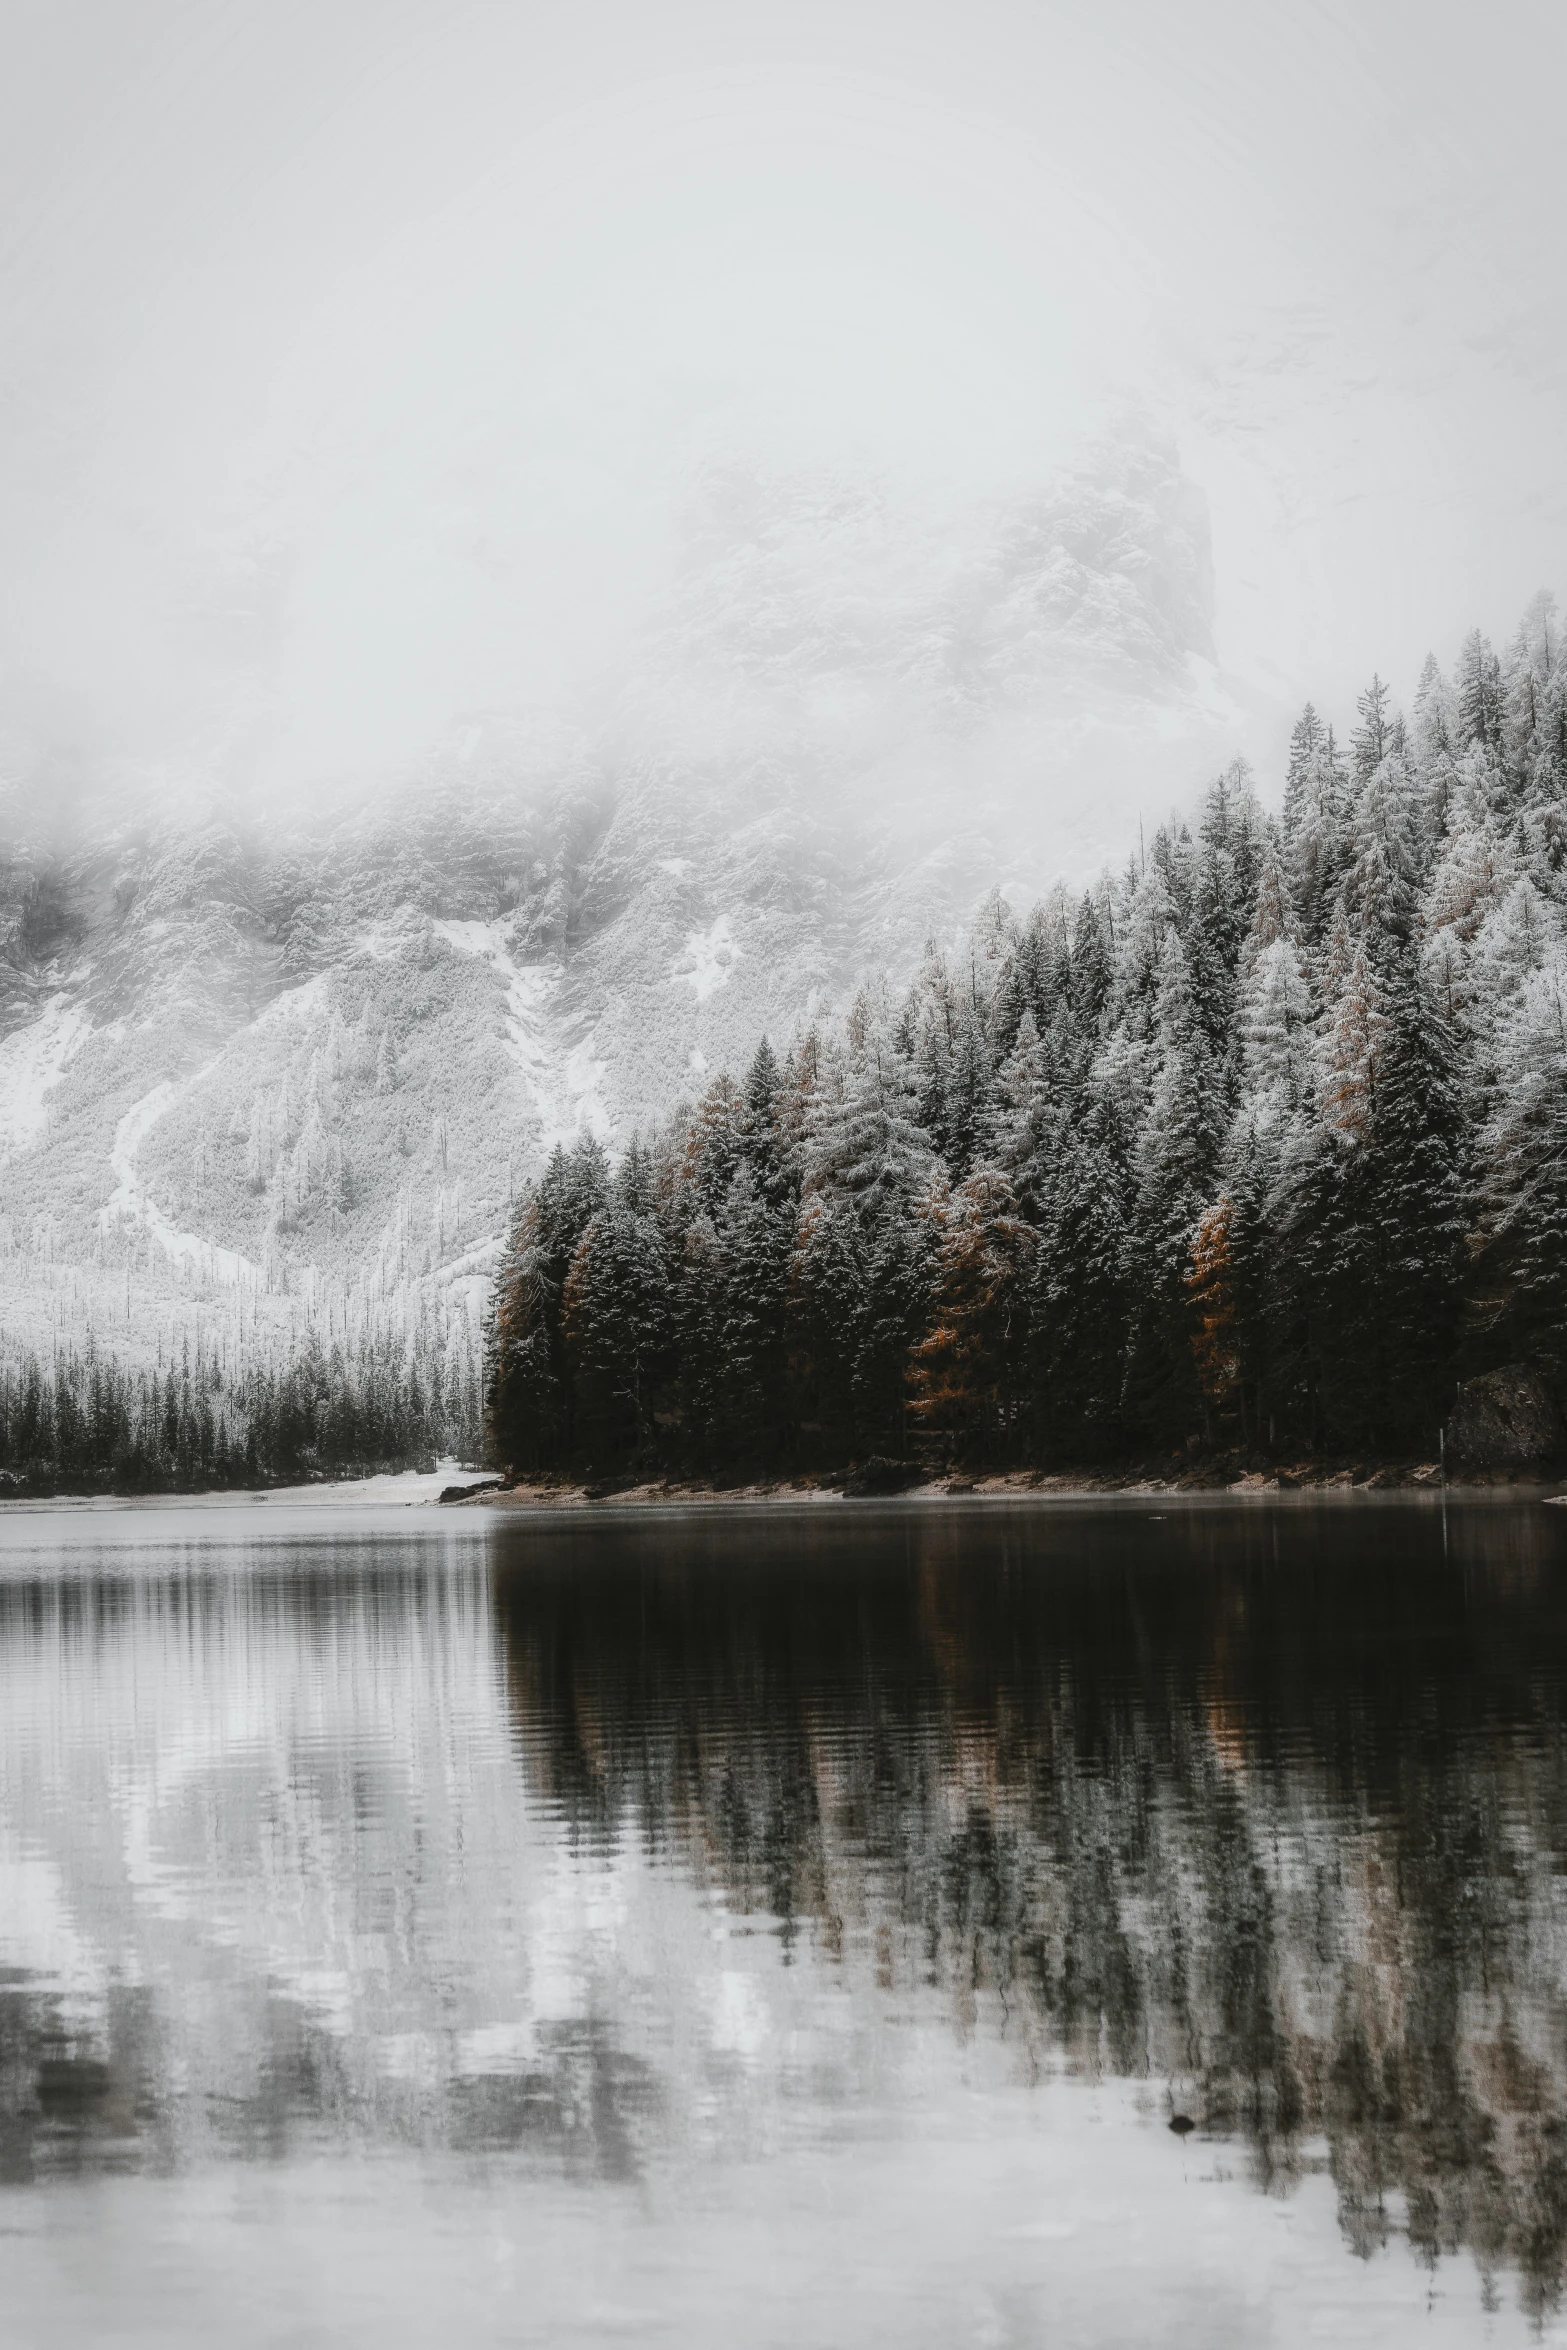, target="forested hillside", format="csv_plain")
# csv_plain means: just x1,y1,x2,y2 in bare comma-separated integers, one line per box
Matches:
487,596,1567,1477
